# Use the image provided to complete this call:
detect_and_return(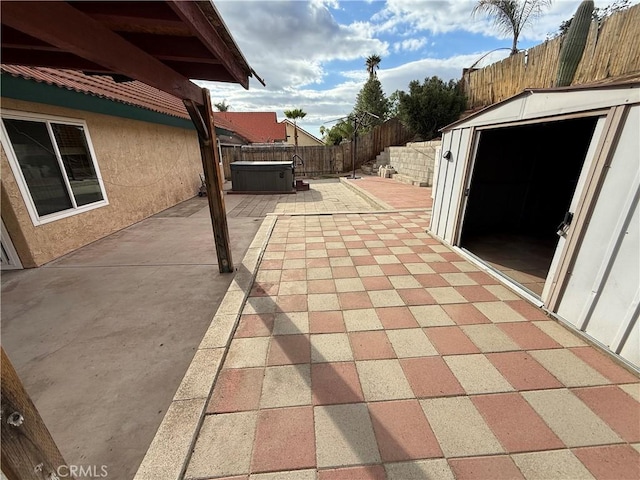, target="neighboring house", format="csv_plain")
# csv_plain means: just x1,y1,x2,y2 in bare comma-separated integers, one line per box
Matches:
0,66,249,268
281,119,323,147
431,82,640,371
214,111,287,143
